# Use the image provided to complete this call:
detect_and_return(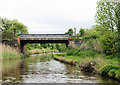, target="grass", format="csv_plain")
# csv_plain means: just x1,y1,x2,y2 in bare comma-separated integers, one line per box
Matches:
2,44,21,59
56,55,118,70
55,49,120,81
